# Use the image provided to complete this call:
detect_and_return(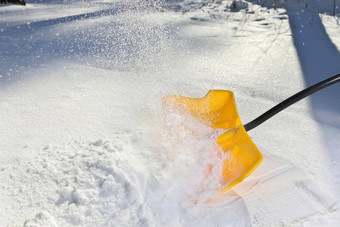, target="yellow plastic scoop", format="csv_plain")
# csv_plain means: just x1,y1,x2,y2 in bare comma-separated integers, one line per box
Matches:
162,73,340,193
217,126,262,193
162,90,263,193
162,90,241,130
